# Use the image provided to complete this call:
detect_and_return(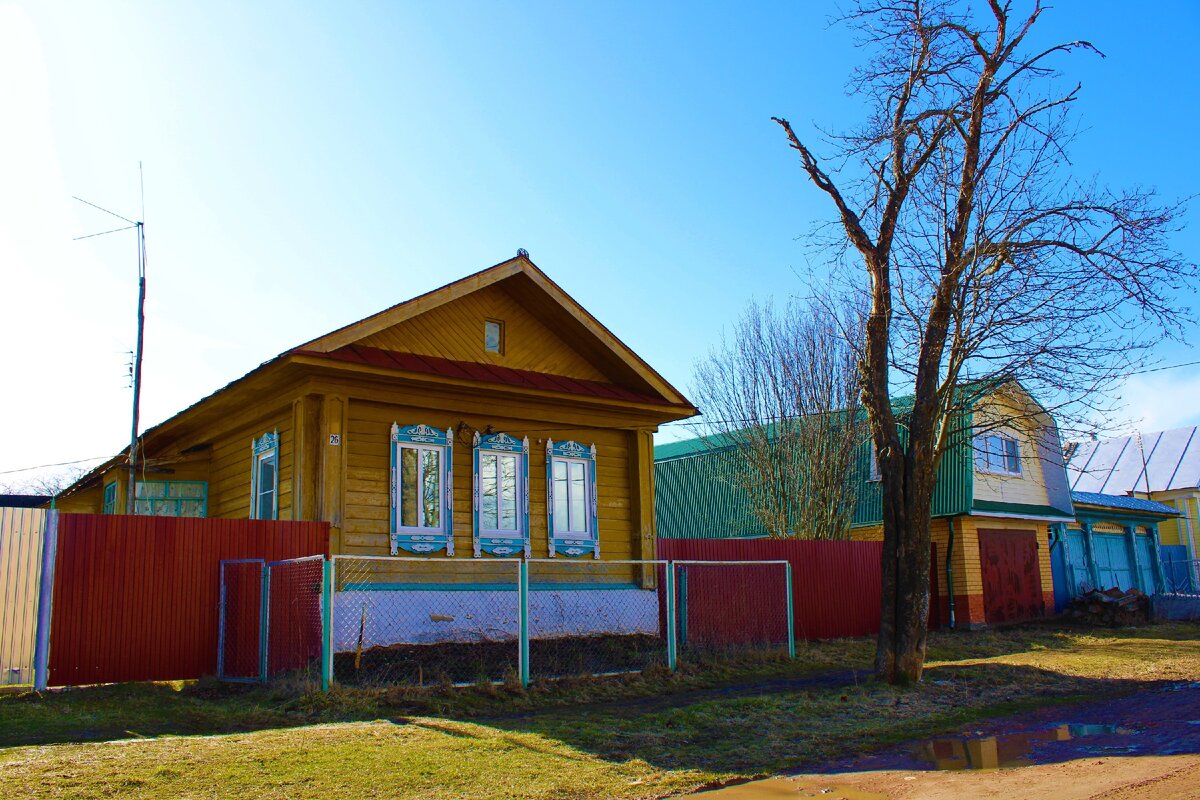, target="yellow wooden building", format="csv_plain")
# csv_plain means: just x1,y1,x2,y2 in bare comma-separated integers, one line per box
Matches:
56,254,697,571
